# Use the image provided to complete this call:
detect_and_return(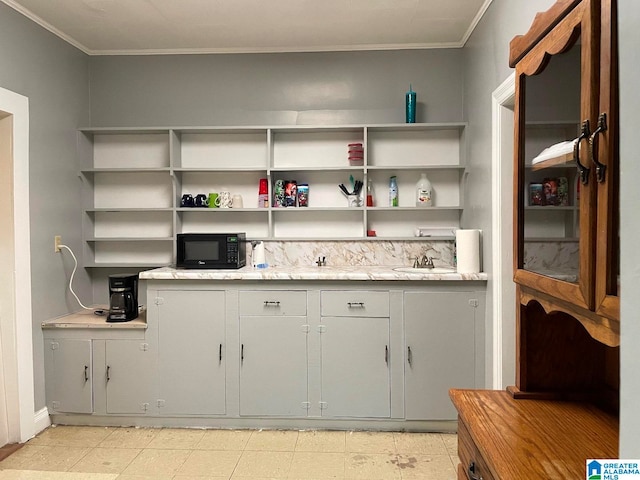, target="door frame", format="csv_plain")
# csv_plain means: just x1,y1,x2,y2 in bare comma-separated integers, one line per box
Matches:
0,86,35,443
491,73,516,389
